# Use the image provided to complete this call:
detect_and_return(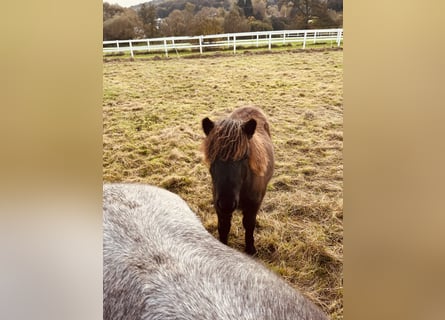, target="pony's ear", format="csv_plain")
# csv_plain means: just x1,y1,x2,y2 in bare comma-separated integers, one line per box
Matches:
202,117,214,136
242,119,257,139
